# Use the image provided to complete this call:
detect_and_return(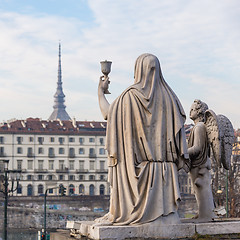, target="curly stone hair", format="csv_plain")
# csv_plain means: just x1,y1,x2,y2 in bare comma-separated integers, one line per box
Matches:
193,99,208,122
